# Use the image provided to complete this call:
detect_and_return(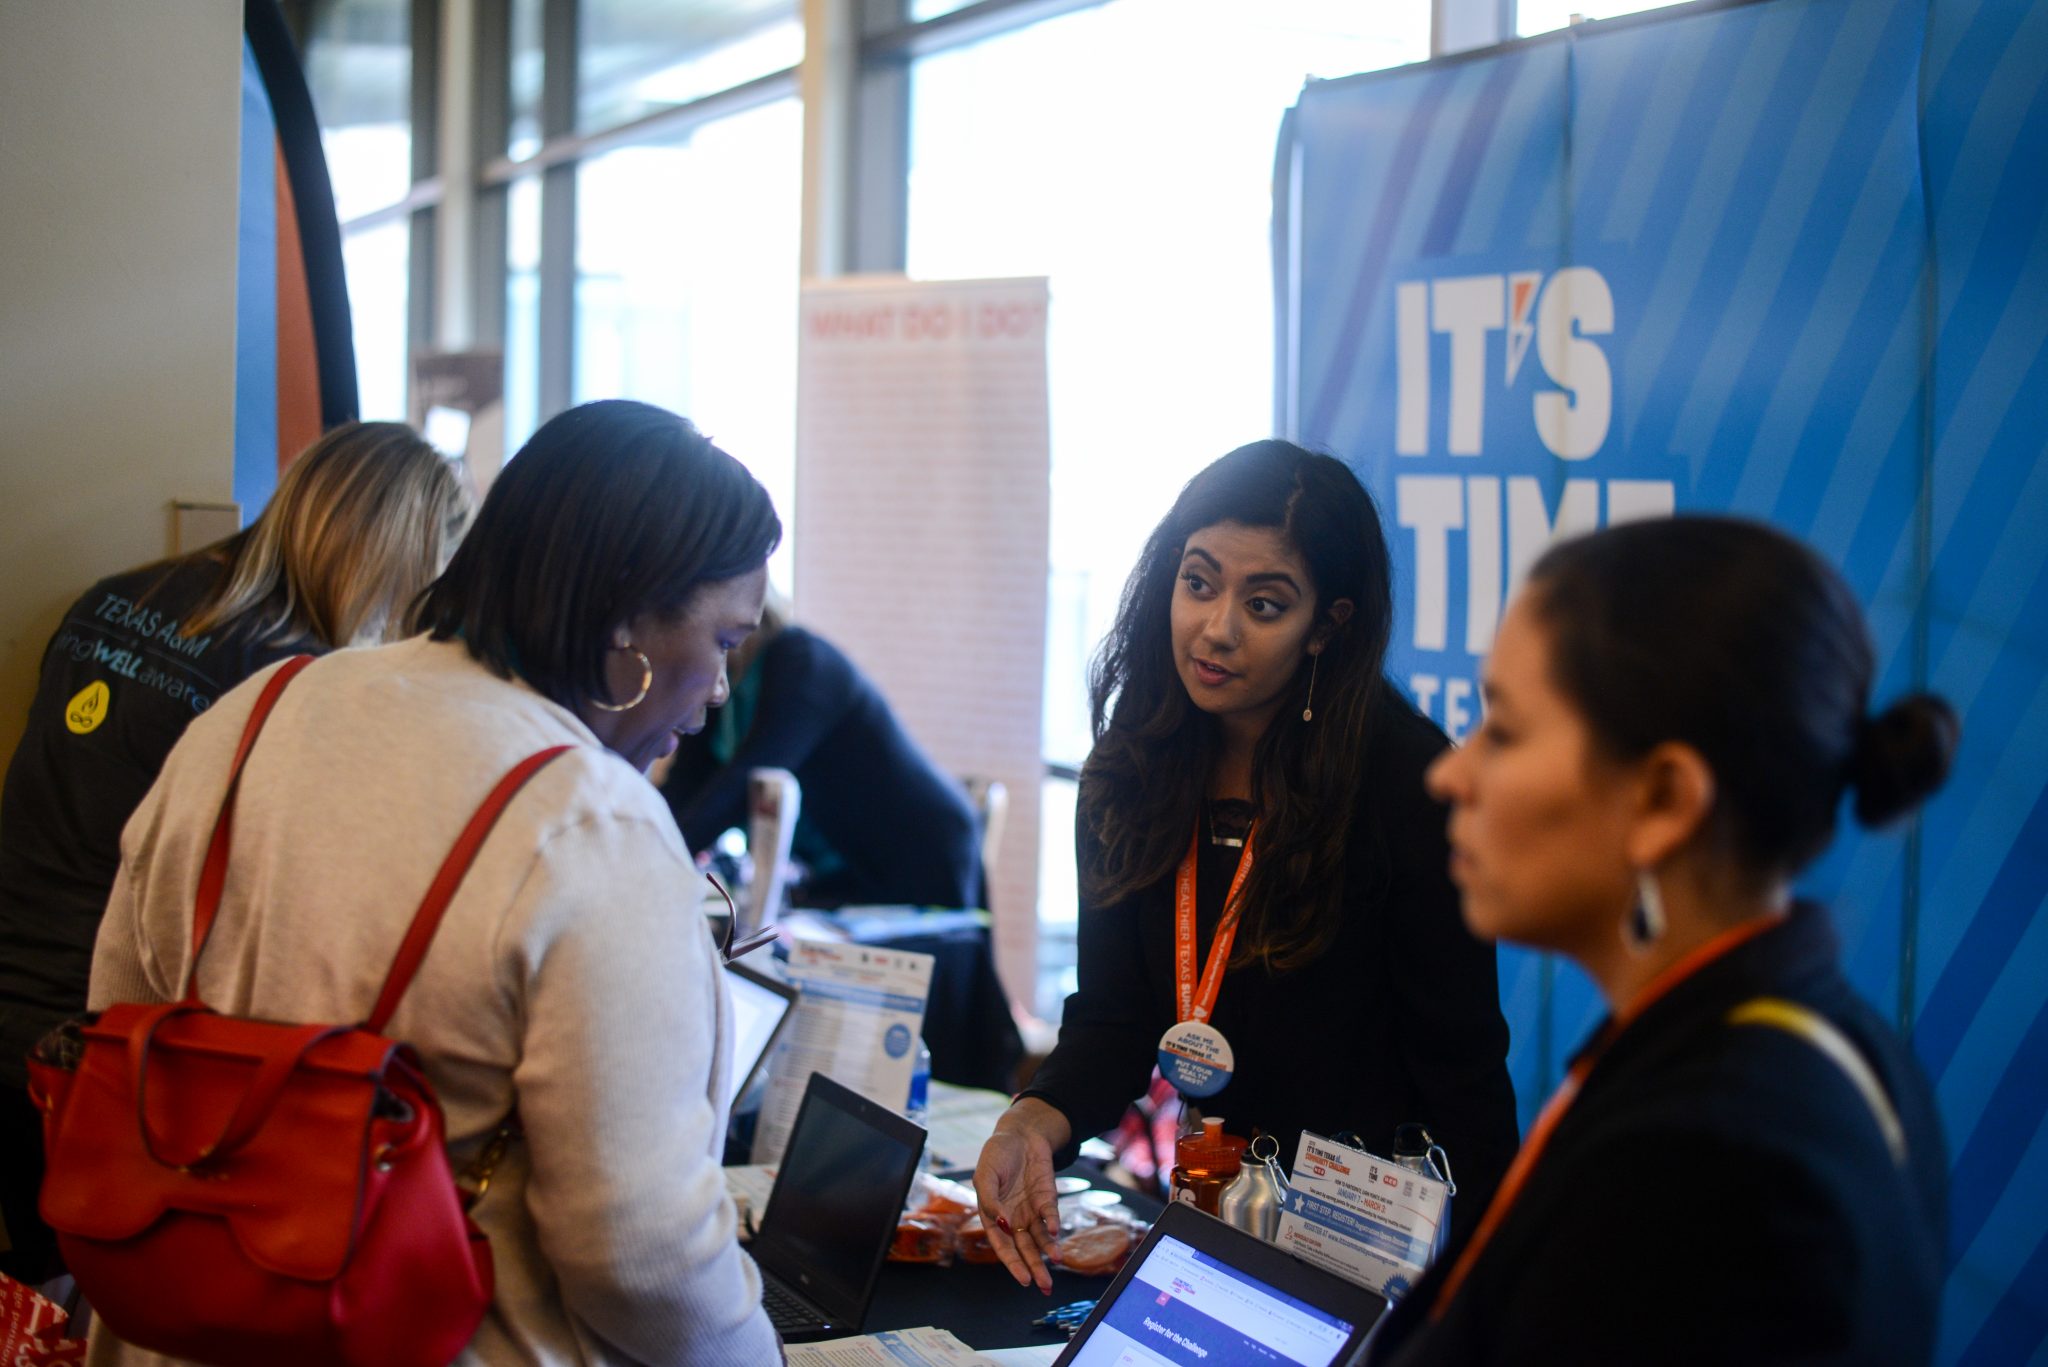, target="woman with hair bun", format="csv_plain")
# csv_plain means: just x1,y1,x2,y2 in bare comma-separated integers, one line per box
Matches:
1369,515,1956,1366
